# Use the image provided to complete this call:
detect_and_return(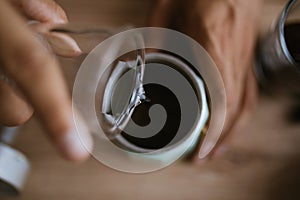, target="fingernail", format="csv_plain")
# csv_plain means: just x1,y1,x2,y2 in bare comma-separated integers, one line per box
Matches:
44,32,82,57
58,117,93,162
197,140,216,160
